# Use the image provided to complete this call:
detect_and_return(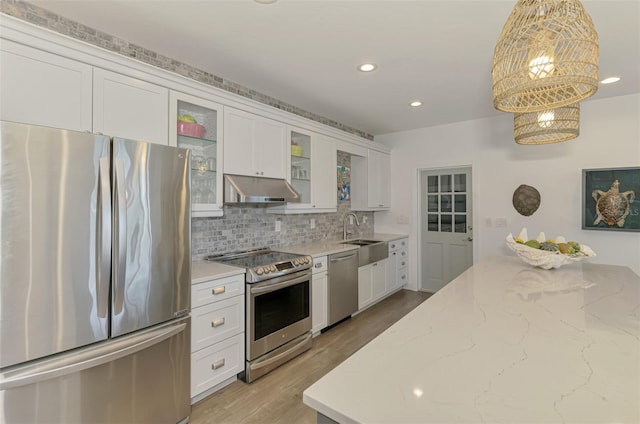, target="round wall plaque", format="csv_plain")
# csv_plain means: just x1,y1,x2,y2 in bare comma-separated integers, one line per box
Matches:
513,184,541,216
